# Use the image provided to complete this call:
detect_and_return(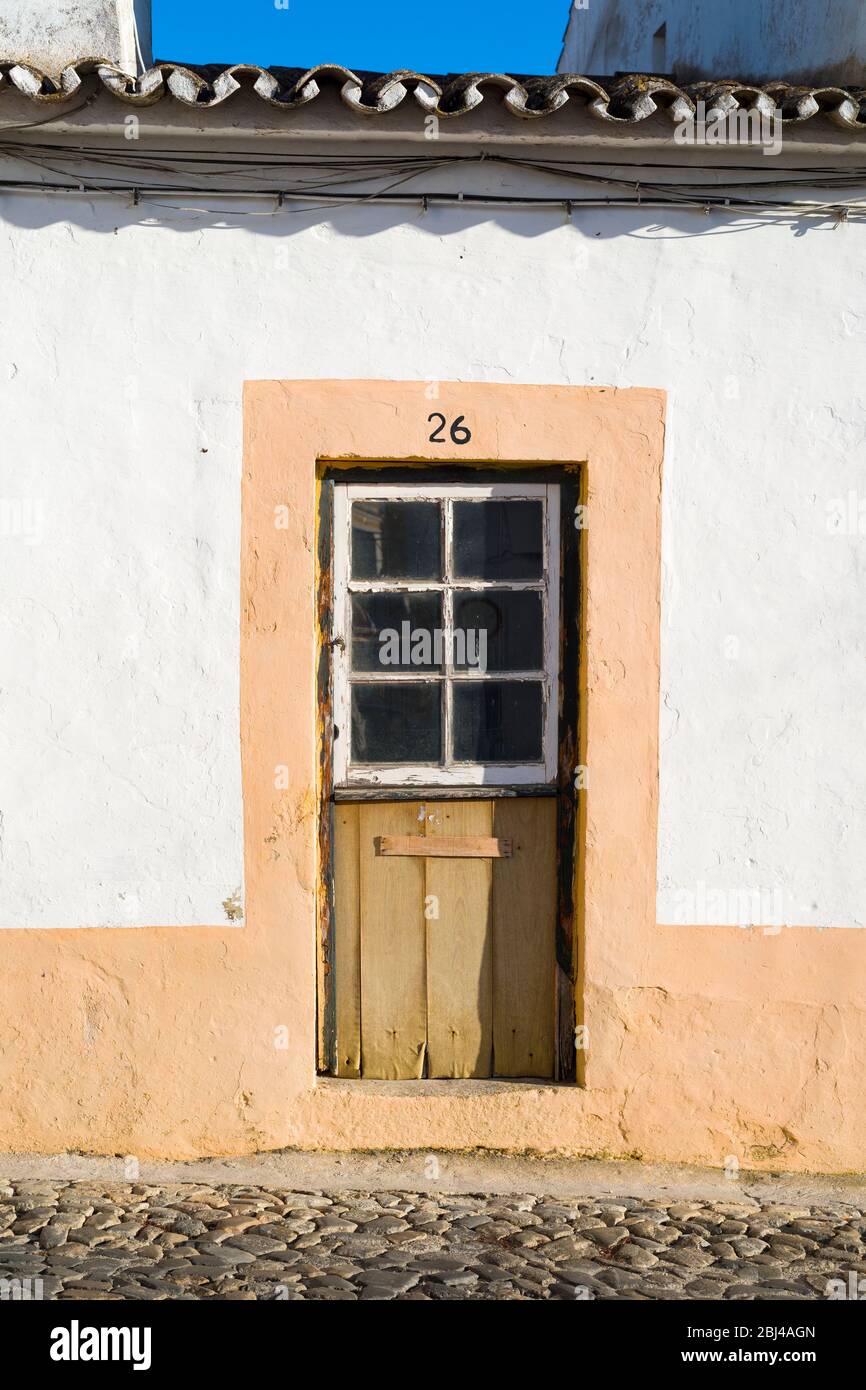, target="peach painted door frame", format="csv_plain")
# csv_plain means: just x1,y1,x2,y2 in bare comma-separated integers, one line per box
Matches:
242,380,665,1093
